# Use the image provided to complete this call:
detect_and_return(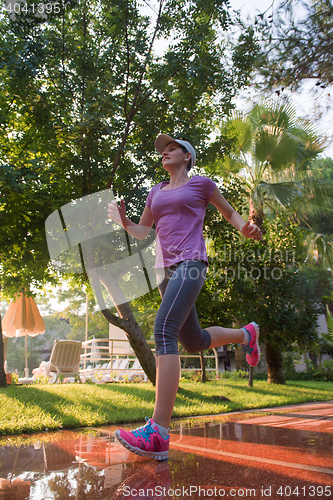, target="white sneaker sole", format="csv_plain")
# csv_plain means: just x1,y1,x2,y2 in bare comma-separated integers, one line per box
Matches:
248,321,261,367
114,430,169,461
